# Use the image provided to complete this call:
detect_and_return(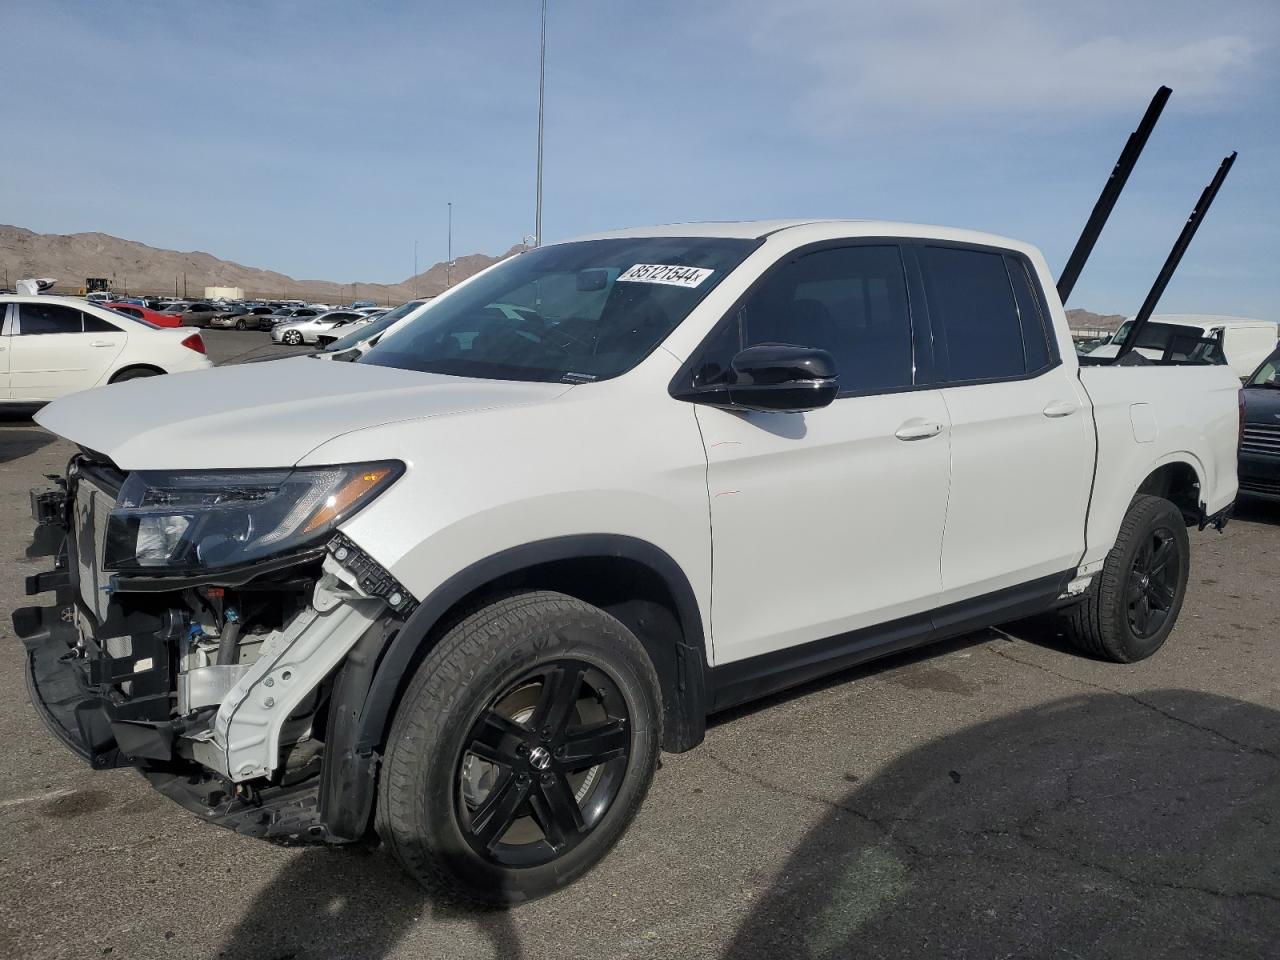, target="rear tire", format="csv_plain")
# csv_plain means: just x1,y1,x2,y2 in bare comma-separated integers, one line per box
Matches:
1060,494,1190,663
377,591,661,905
